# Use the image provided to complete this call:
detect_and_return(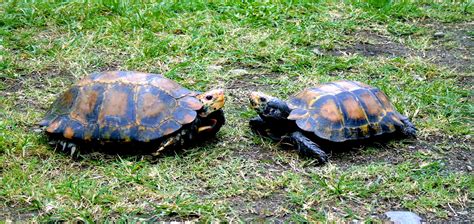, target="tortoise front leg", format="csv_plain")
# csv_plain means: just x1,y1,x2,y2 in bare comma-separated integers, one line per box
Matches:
283,131,328,164
249,116,266,135
198,109,226,137
249,116,281,141
152,134,183,156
